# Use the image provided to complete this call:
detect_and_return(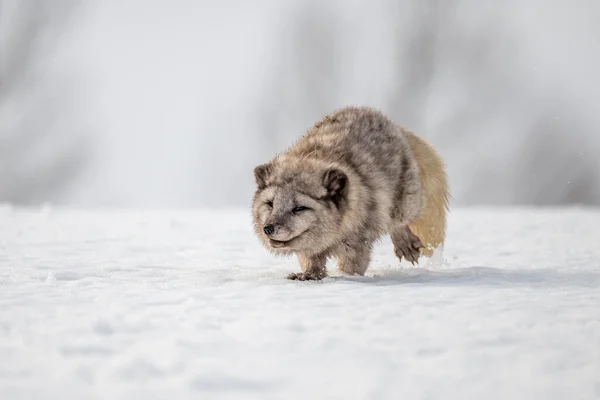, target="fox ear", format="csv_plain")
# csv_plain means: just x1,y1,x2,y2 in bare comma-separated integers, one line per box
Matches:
254,163,272,189
323,169,348,204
